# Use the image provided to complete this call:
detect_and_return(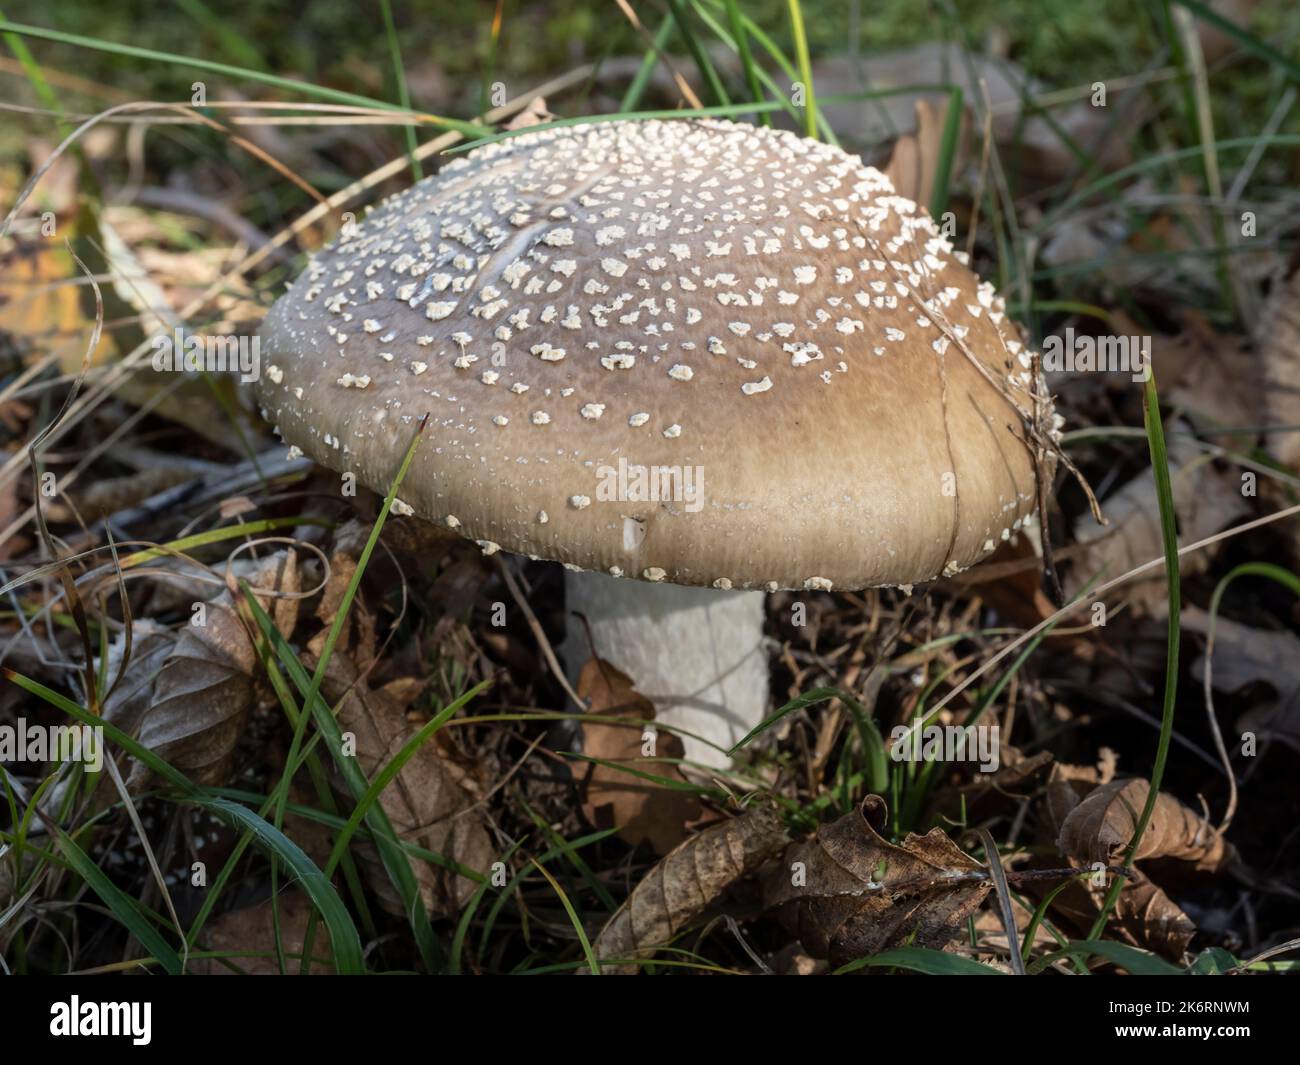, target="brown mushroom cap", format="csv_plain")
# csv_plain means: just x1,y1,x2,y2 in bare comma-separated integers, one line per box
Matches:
256,118,1055,591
